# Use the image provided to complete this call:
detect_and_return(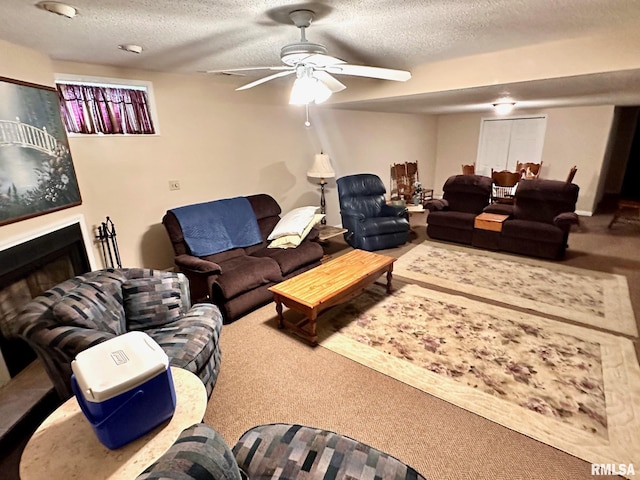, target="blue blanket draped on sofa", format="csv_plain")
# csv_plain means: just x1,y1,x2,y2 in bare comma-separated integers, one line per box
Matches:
170,197,263,257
